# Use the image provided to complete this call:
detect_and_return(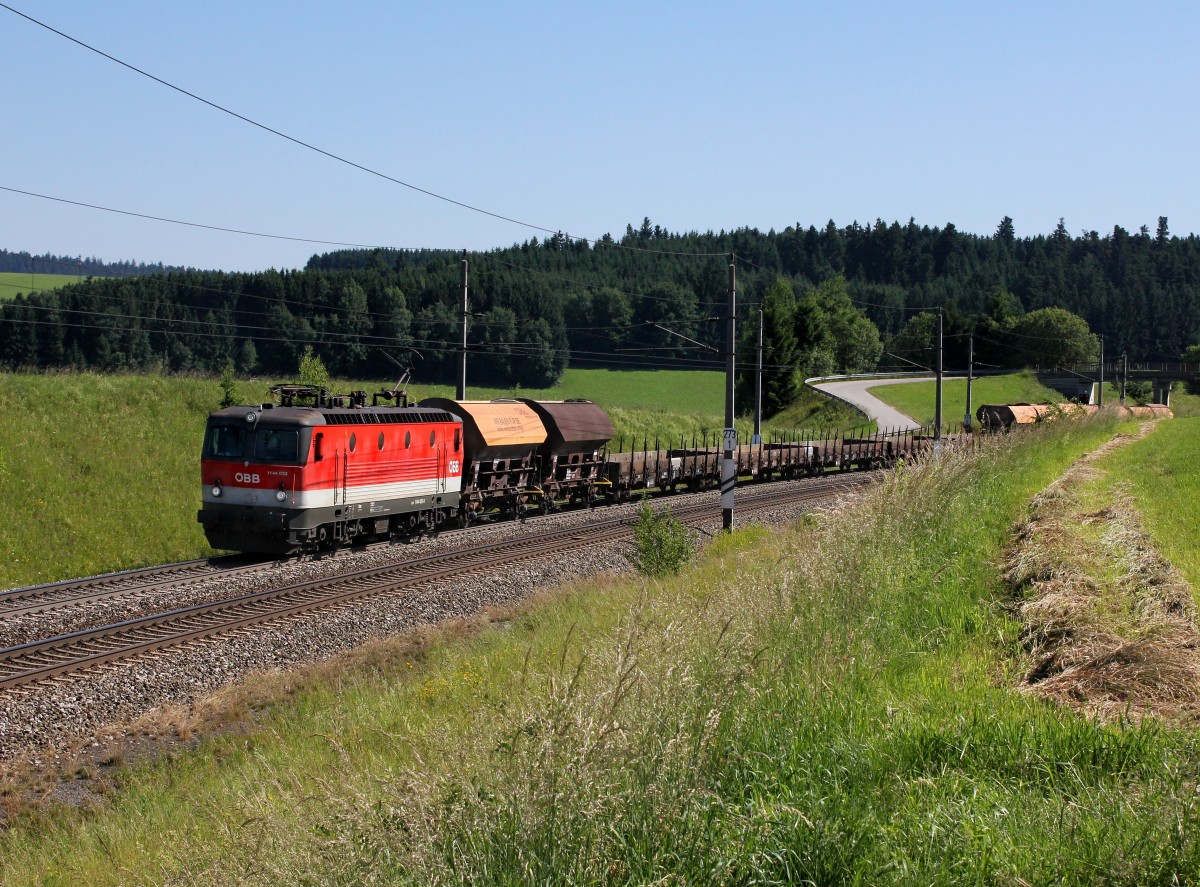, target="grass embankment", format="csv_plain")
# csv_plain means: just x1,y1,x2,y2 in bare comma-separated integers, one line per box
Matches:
870,370,1200,424
1088,417,1200,594
1003,418,1200,722
0,273,86,302
0,370,860,590
868,370,1063,426
6,414,1200,882
0,374,224,588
